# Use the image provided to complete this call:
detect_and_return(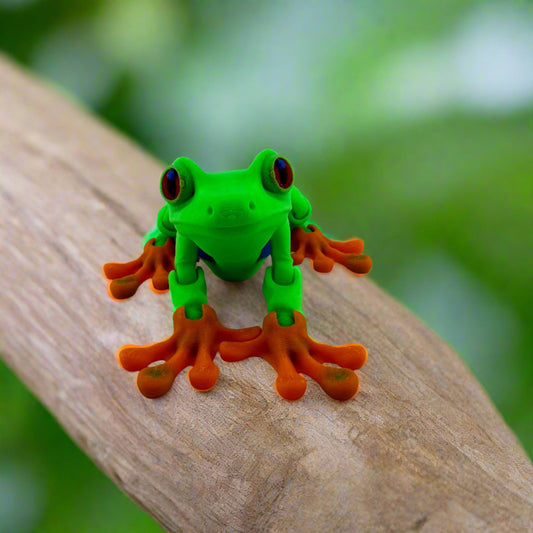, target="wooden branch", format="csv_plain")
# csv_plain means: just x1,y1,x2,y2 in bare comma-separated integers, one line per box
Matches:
1,54,532,533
